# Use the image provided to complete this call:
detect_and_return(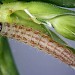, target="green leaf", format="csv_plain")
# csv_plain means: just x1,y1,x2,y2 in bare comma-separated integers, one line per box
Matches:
0,69,2,75
0,36,19,75
50,15,75,40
